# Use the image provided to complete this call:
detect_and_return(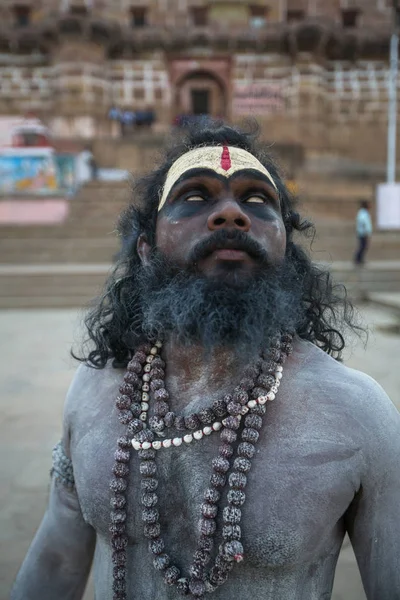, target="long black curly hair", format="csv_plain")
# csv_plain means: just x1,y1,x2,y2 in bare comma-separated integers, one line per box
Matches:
75,121,362,368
